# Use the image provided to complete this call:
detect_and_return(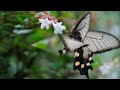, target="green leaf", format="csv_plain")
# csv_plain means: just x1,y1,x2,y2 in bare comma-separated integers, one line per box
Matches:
0,11,6,16
16,16,24,23
31,39,50,50
63,11,74,18
51,11,58,17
